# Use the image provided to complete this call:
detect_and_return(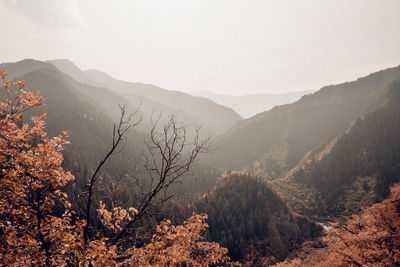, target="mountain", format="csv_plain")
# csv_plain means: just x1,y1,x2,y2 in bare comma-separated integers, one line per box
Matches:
275,182,400,266
4,58,400,264
198,64,400,221
272,78,400,220
0,59,142,175
192,174,322,265
191,90,314,118
2,59,137,123
204,65,400,181
0,59,222,214
48,59,242,136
